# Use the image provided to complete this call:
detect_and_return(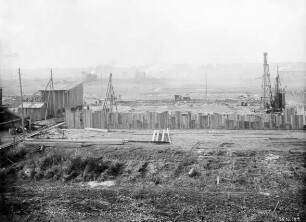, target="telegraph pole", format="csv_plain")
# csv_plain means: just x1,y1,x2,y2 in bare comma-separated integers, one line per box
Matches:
51,69,56,117
101,73,103,101
18,68,25,137
276,65,279,94
263,54,267,108
206,72,208,101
